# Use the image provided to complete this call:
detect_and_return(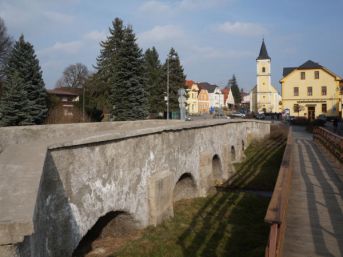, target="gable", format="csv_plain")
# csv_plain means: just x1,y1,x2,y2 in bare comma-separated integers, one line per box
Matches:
281,61,342,82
